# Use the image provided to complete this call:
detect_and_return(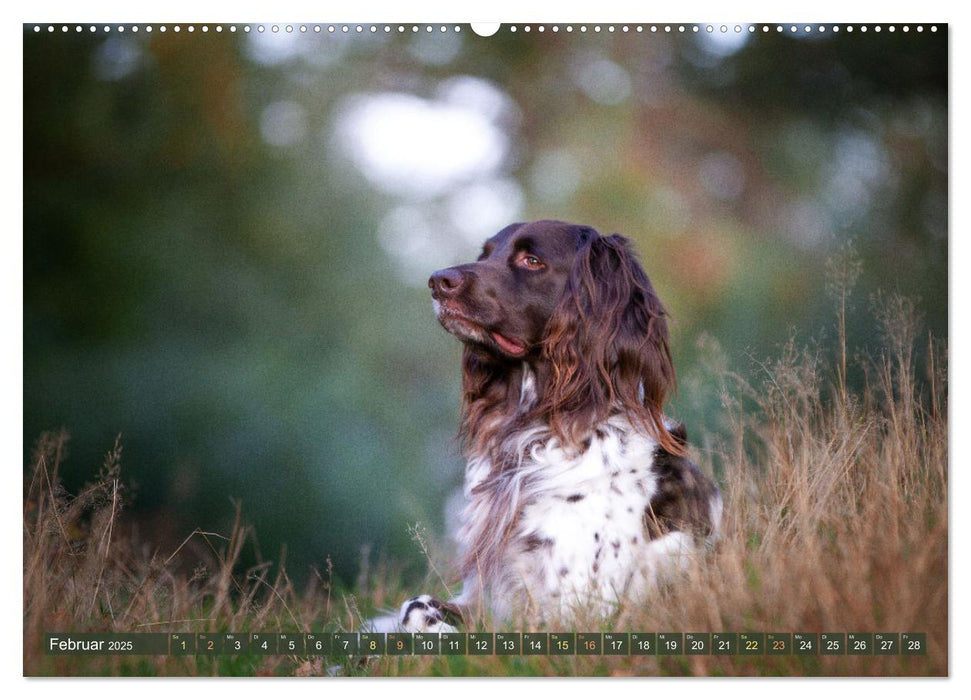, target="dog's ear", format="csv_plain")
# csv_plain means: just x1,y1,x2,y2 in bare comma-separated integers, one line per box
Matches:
540,233,681,454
